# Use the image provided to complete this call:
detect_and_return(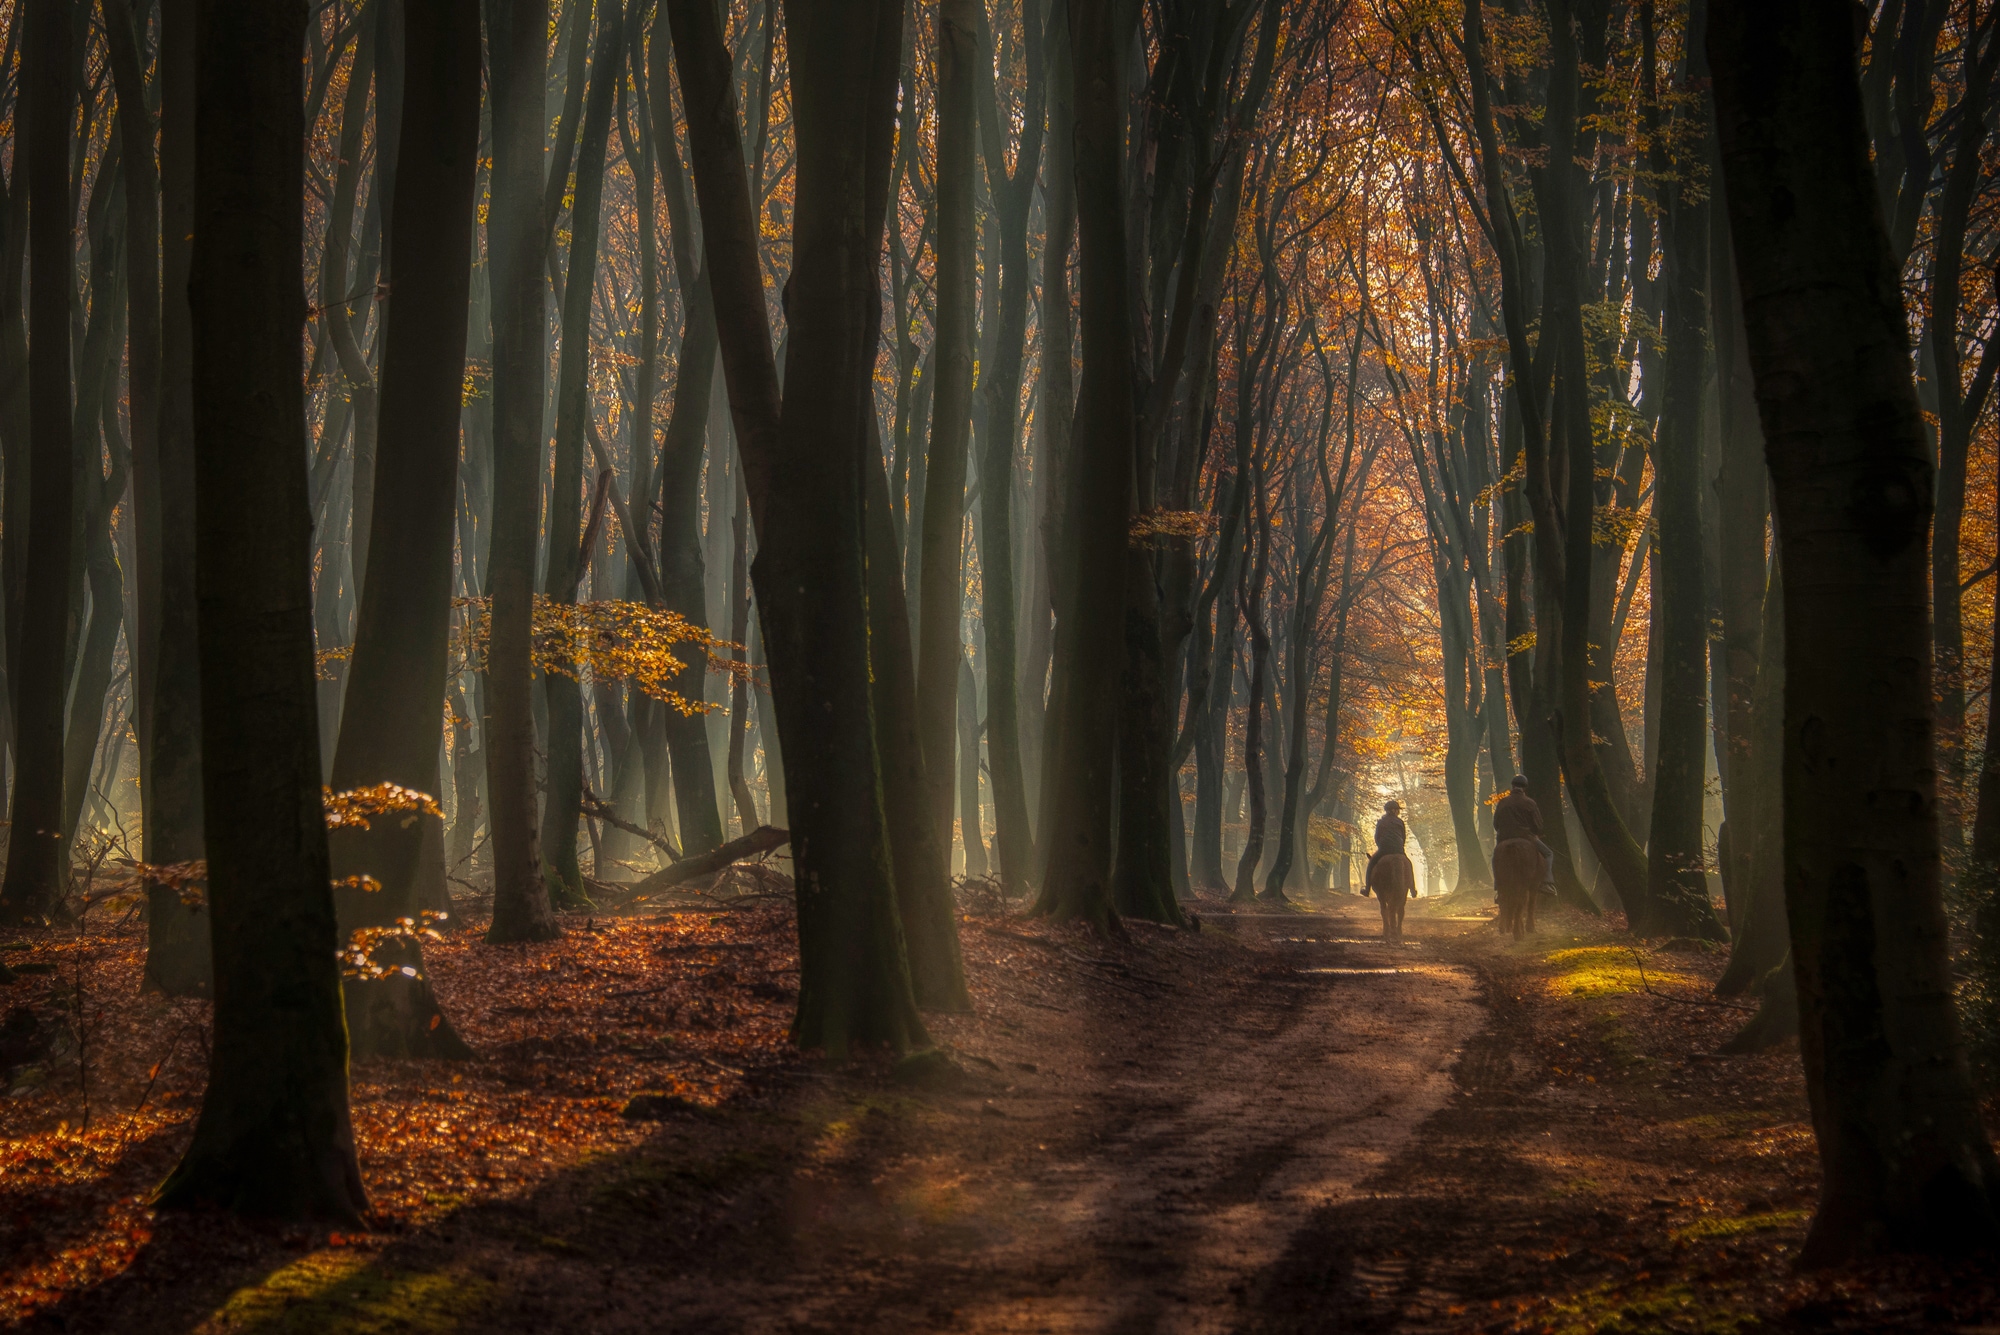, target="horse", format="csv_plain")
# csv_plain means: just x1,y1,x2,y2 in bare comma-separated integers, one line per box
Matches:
1365,852,1415,943
1492,838,1543,941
